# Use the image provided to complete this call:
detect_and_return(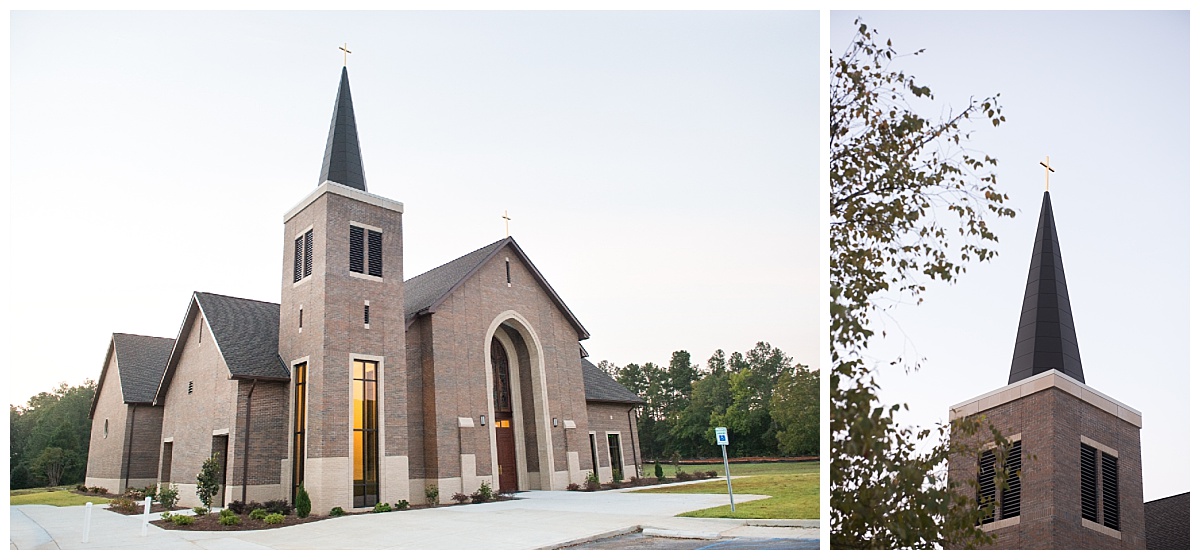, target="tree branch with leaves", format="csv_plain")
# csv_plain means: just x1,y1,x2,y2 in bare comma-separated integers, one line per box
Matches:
830,20,1017,549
